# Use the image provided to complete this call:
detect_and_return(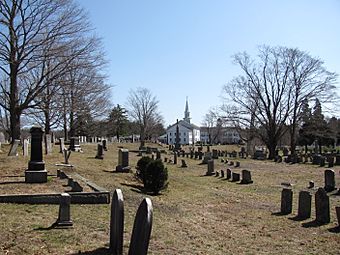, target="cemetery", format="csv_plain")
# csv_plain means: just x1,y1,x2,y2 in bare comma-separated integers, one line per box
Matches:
0,139,340,254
